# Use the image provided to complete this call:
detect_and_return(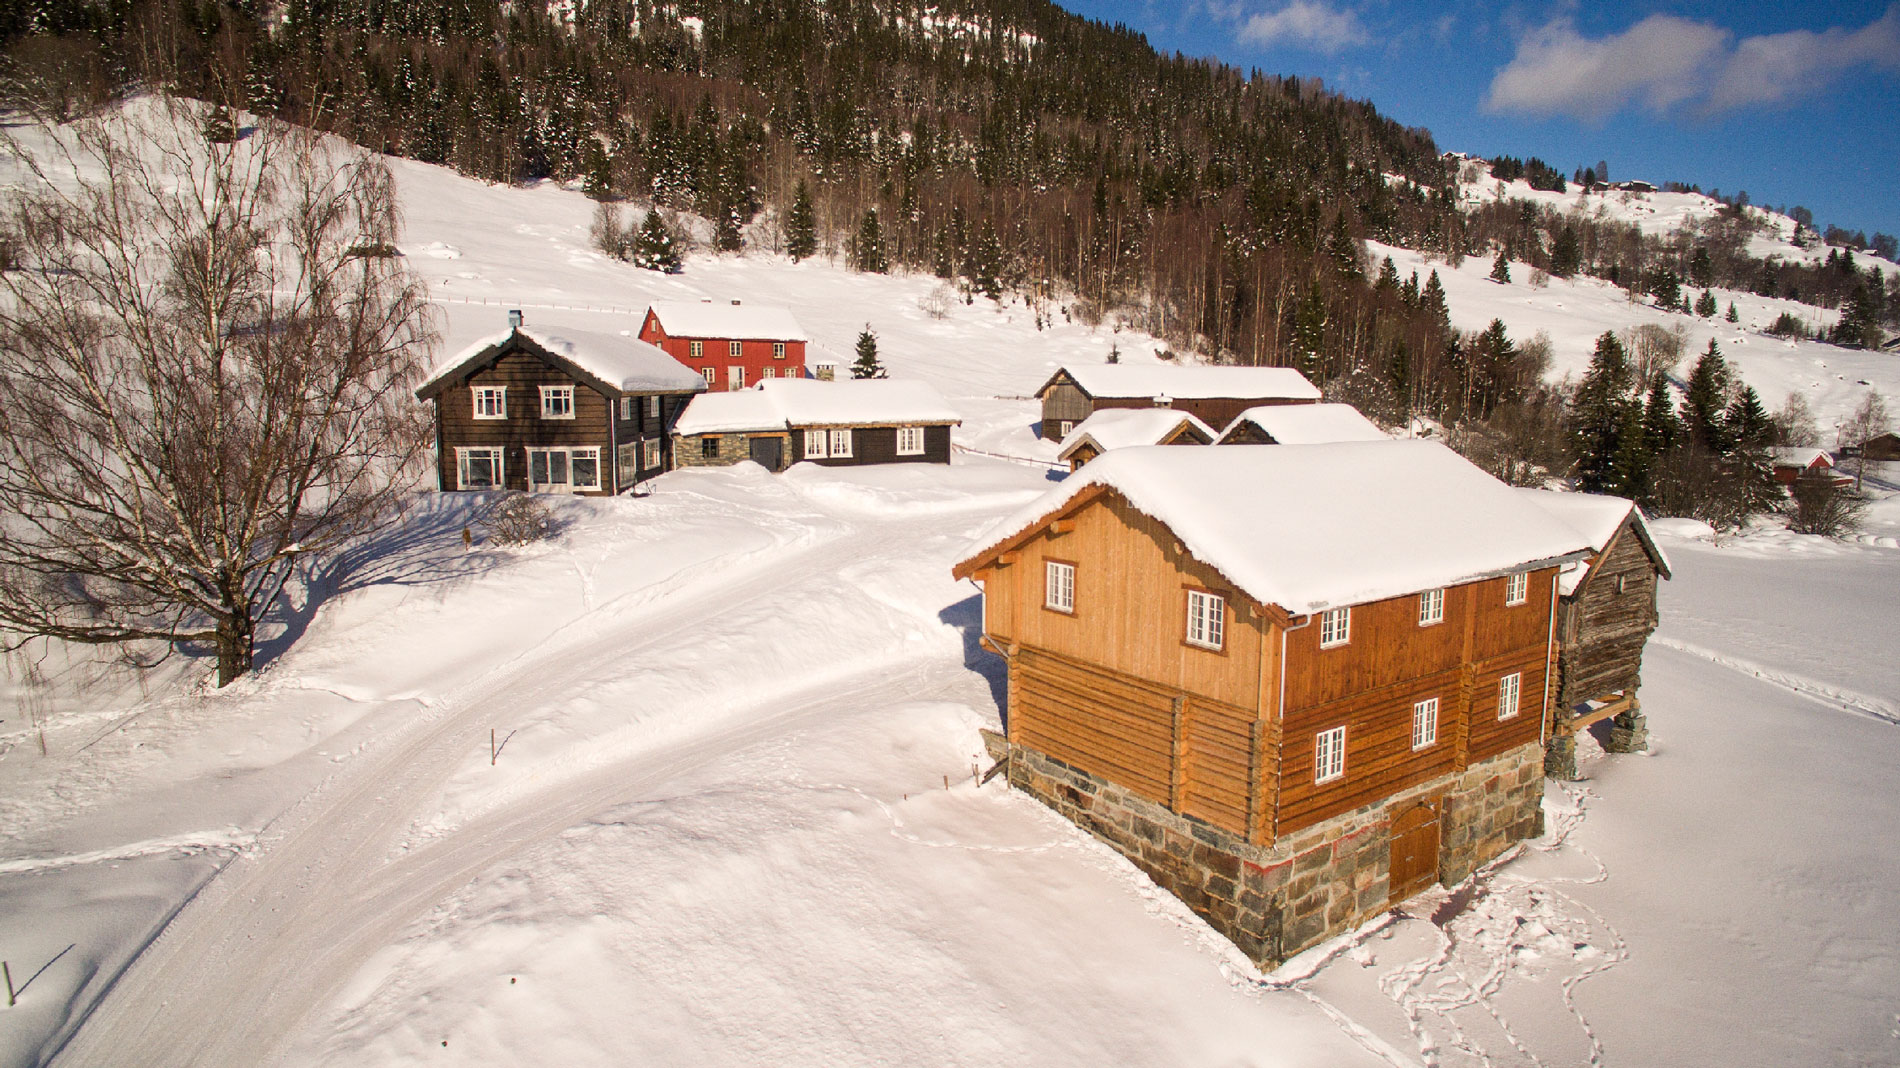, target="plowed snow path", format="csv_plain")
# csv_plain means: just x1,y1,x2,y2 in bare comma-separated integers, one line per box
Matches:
51,490,980,1067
